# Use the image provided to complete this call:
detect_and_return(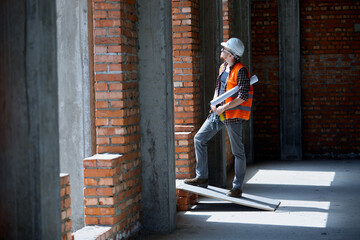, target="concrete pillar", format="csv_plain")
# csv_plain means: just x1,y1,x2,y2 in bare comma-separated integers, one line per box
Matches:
278,0,302,160
0,0,60,239
200,0,226,187
233,0,254,164
57,0,91,230
138,0,176,232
